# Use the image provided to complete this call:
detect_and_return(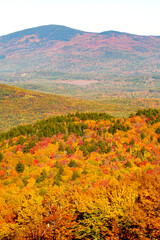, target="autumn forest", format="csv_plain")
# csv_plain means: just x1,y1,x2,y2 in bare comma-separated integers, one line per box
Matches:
0,109,160,239
0,25,160,240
